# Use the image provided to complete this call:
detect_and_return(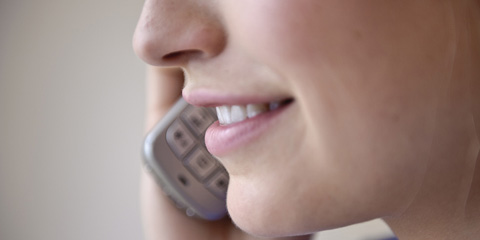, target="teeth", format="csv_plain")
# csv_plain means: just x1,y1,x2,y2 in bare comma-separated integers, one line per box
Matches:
215,106,230,125
246,104,268,118
216,103,269,125
230,105,247,123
